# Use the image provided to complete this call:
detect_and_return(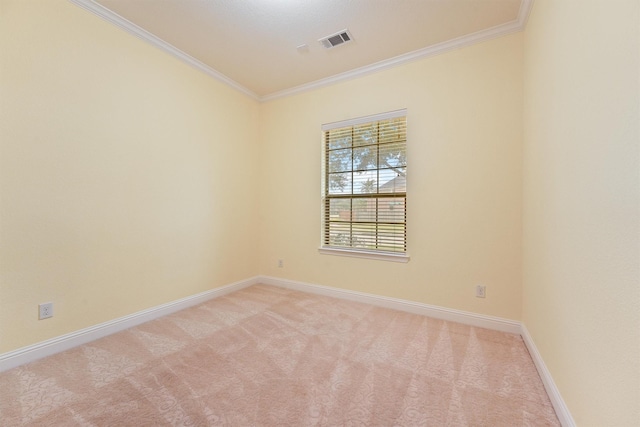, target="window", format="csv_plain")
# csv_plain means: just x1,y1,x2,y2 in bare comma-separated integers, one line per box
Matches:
320,110,408,262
